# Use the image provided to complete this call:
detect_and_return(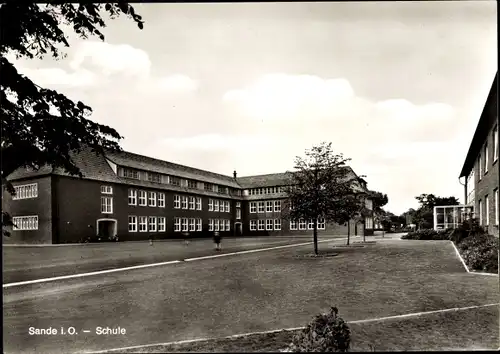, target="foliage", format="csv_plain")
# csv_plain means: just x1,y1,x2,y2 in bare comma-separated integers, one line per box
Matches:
282,142,367,253
288,307,351,352
401,229,451,241
406,194,460,230
457,233,498,273
1,2,143,236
